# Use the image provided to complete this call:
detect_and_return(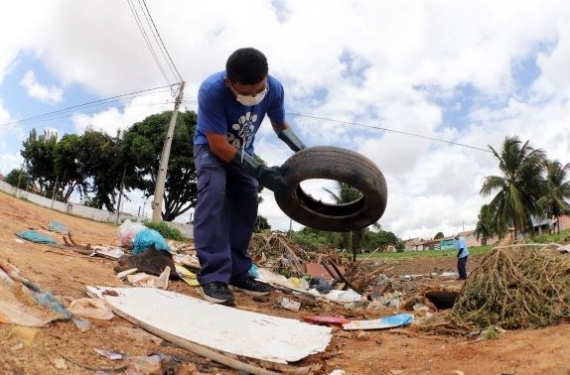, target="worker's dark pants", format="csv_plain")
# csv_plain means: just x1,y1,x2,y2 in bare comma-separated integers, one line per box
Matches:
193,145,259,285
457,256,468,280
